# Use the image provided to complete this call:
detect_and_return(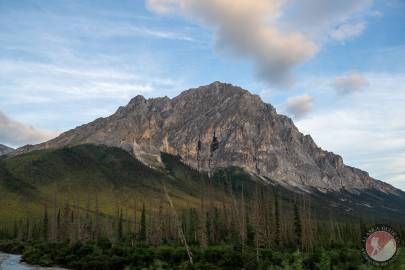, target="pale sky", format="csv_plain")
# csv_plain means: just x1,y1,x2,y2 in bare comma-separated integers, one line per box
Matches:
1,0,405,190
